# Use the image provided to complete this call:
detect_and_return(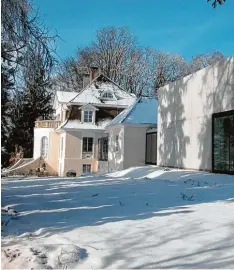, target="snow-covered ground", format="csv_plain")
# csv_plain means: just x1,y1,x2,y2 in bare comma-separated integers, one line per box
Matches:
1,166,234,269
